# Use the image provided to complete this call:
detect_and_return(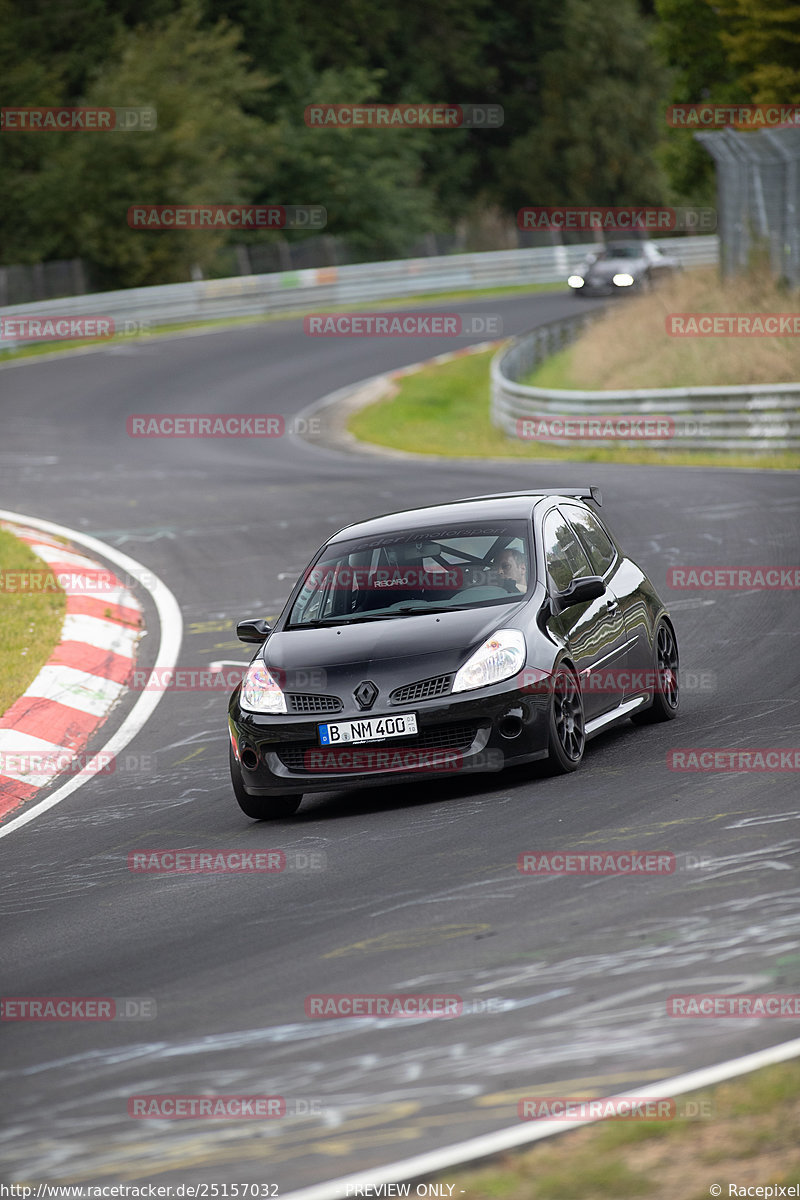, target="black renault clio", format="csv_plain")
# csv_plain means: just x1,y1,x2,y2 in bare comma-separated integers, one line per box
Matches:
228,487,679,819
